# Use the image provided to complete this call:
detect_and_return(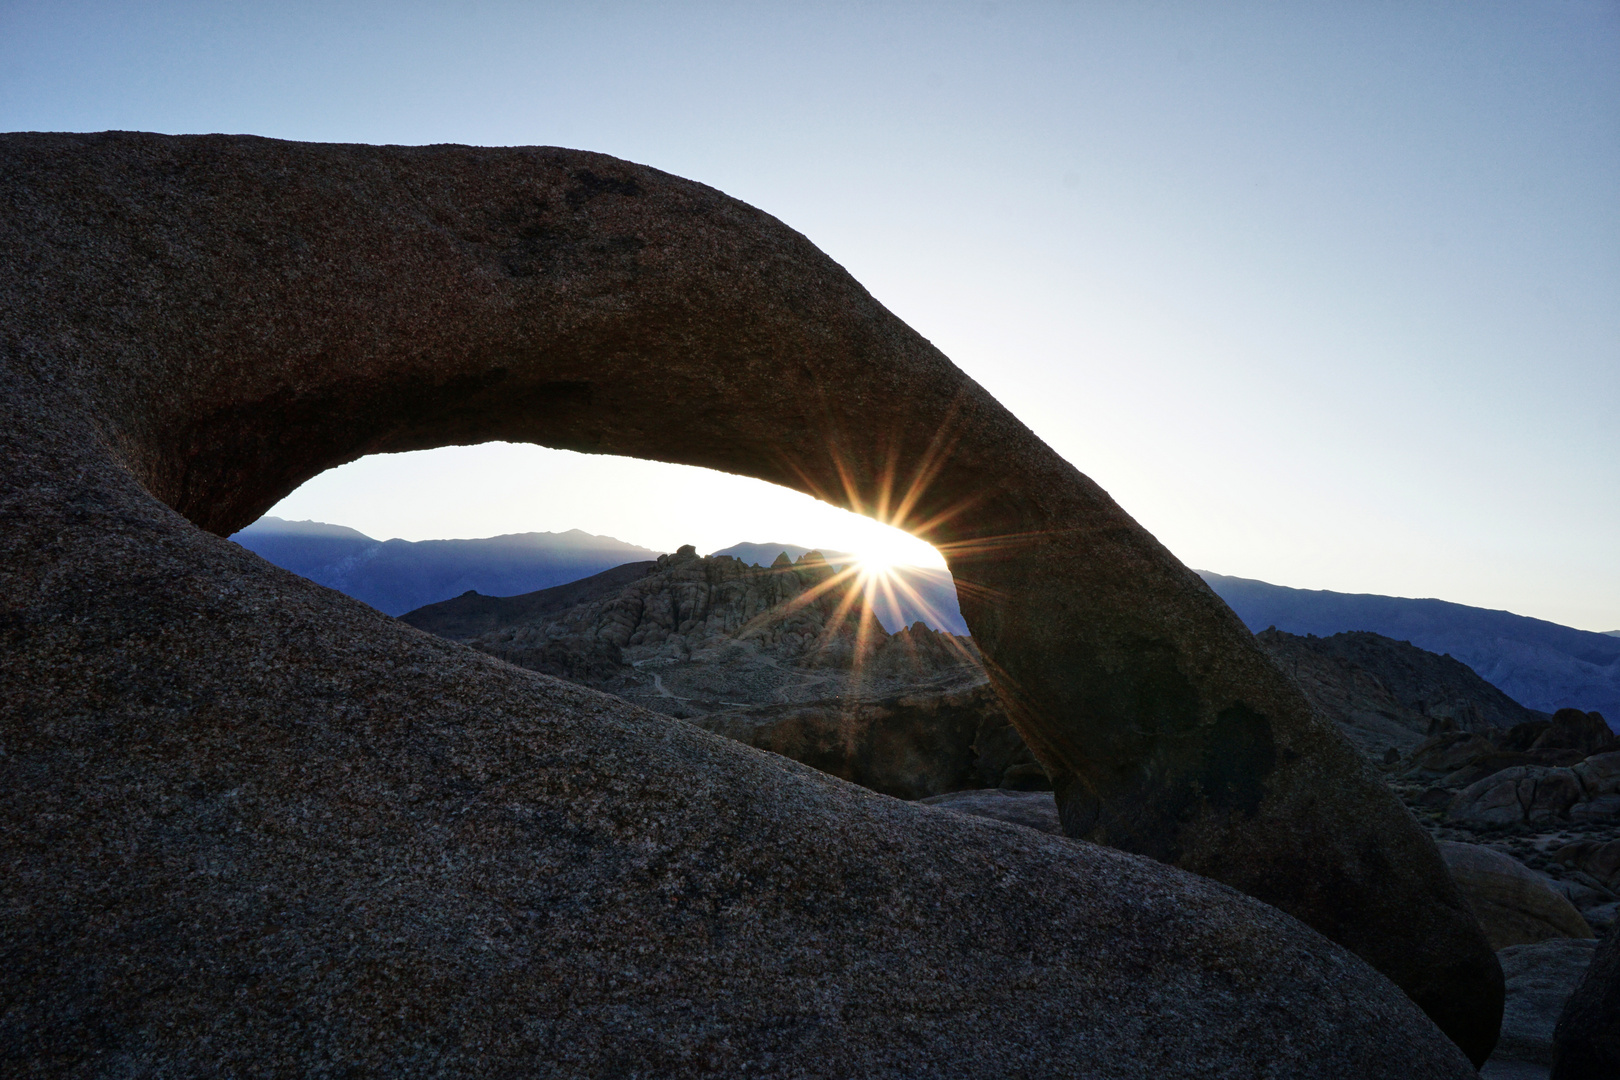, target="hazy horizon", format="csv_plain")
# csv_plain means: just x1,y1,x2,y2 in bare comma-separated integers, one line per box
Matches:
243,510,1620,636
6,2,1616,630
